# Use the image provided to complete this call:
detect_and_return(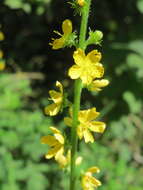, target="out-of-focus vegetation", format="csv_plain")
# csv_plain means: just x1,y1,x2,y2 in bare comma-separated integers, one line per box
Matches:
0,0,143,189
